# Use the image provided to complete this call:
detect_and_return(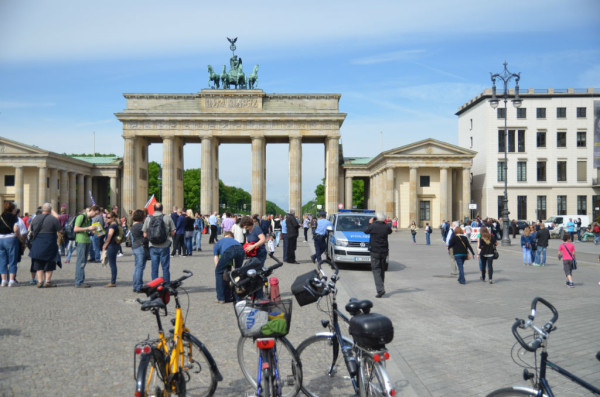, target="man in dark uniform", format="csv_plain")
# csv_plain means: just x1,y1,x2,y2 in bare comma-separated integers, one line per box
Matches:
285,209,300,264
310,211,332,265
364,212,392,298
